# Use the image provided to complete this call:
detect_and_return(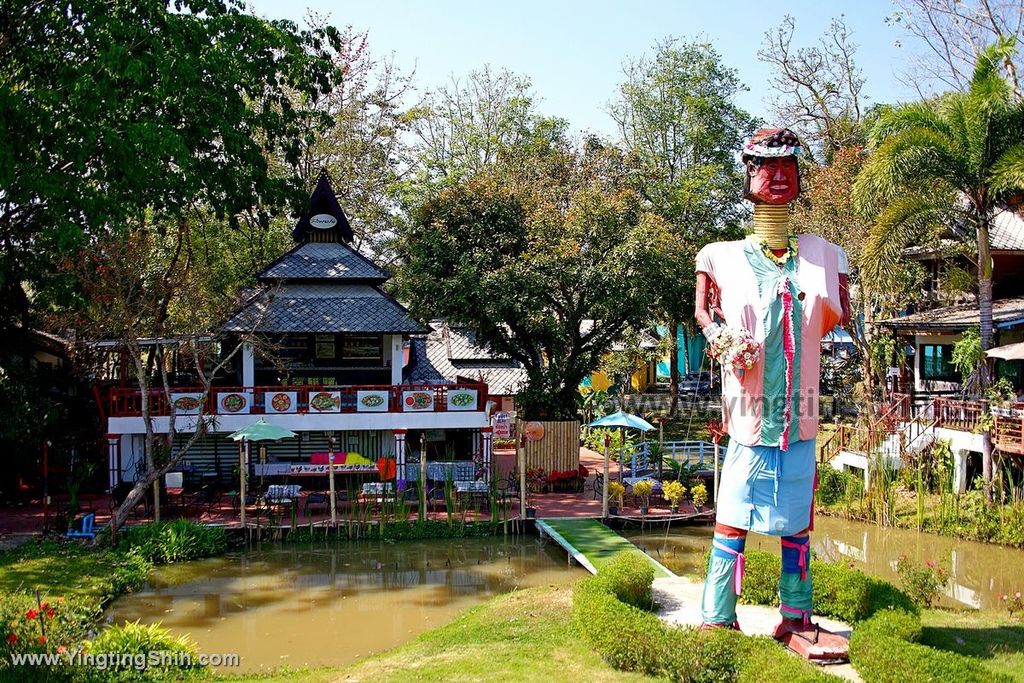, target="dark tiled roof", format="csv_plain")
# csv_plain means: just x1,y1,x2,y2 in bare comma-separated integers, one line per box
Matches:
403,337,448,384
258,242,389,282
882,295,1024,331
292,170,354,243
222,284,426,334
991,210,1024,251
413,322,527,396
